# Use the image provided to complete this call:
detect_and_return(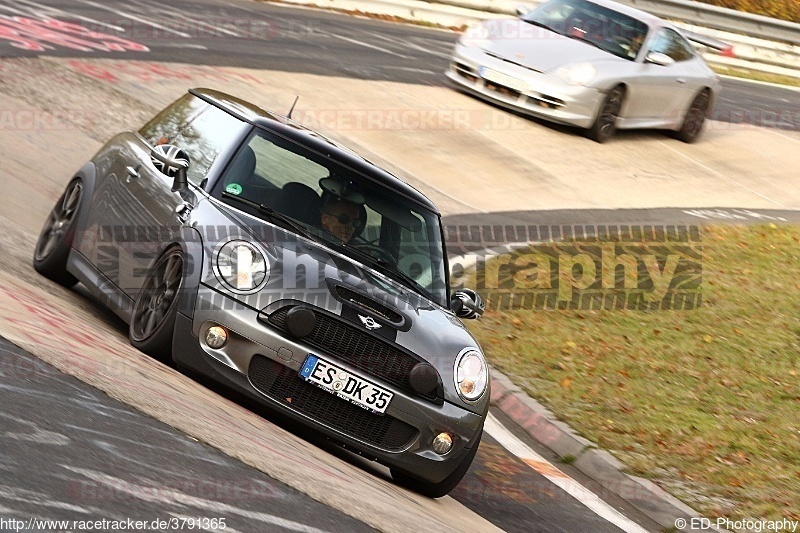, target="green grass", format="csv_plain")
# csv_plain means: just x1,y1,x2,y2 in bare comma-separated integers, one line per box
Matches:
468,224,800,523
